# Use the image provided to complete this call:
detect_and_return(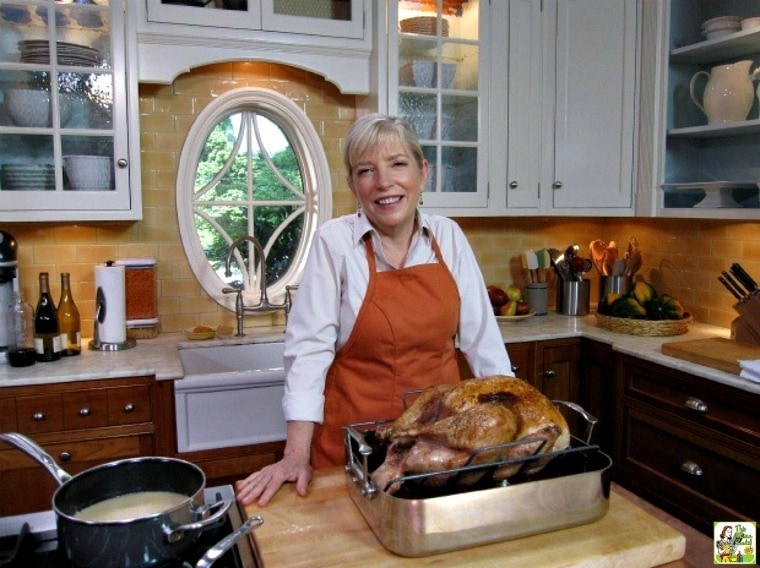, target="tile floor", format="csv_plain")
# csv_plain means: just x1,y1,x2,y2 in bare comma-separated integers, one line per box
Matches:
613,483,714,567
